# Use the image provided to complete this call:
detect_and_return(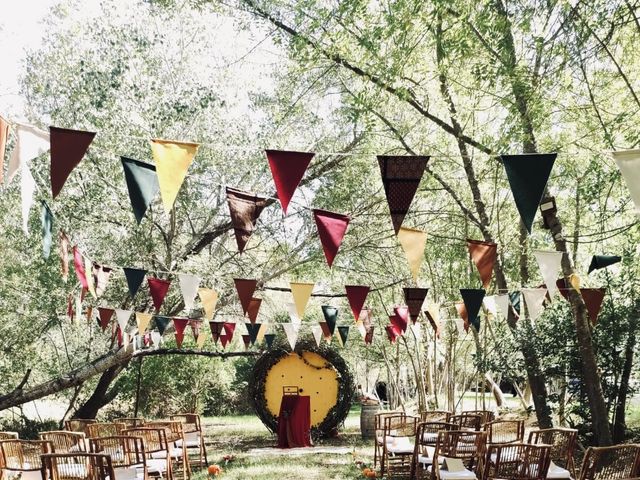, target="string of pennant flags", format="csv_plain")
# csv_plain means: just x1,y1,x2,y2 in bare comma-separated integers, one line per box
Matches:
0,118,633,353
